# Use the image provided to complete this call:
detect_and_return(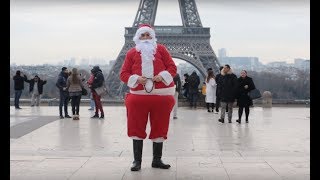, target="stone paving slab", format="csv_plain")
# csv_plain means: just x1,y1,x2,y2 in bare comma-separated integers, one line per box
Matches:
10,106,310,179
